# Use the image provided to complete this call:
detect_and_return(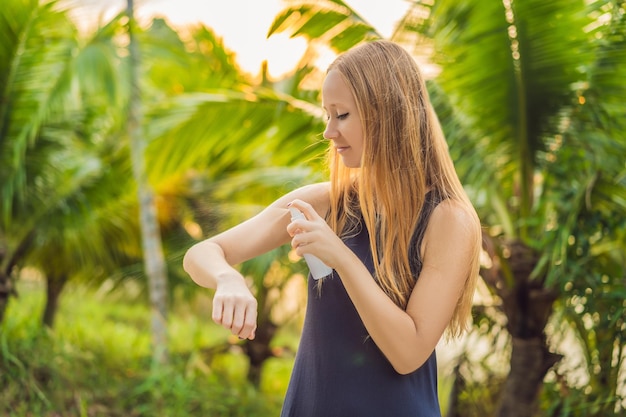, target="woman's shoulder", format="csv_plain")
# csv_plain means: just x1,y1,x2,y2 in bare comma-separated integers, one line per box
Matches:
290,182,330,201
427,198,480,241
278,182,331,217
297,181,331,195
417,198,480,276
